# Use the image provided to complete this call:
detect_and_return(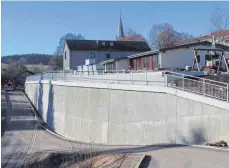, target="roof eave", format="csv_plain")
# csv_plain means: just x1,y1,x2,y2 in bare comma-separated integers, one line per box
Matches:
127,50,159,59
99,59,115,64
